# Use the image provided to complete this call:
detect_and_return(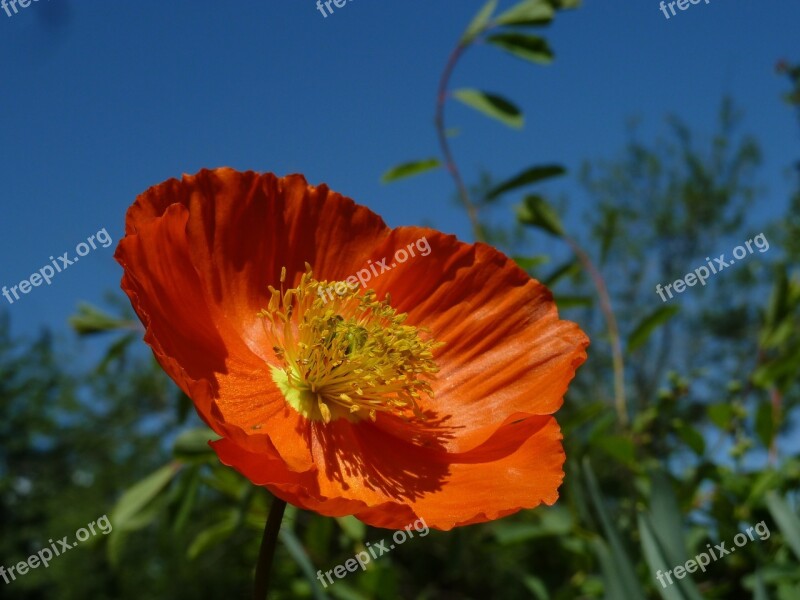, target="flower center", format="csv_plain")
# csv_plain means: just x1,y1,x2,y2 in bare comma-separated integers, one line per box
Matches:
259,265,441,423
